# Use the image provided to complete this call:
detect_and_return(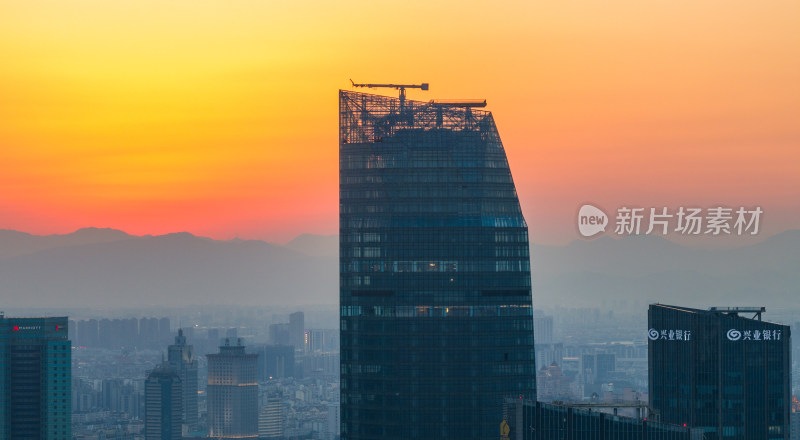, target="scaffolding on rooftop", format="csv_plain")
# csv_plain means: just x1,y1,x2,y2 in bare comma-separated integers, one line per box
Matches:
339,90,496,145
